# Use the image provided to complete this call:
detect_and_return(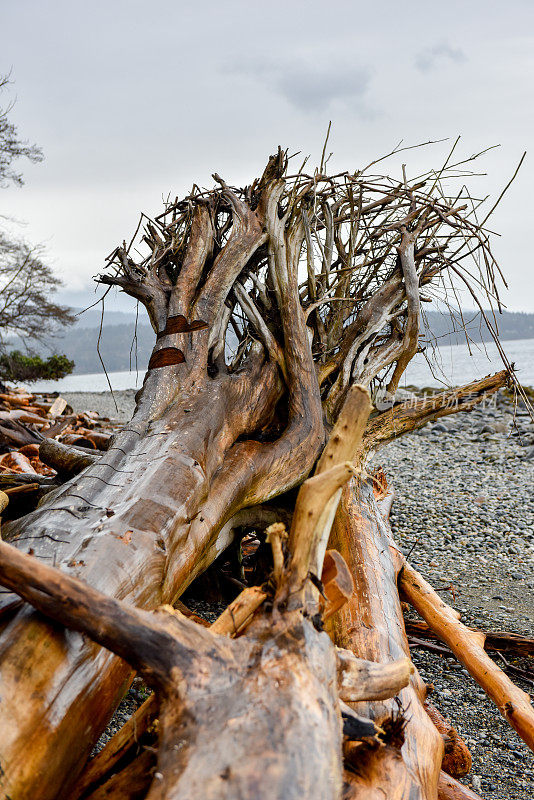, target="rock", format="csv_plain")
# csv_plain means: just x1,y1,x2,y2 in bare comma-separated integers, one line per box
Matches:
492,421,509,433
